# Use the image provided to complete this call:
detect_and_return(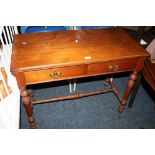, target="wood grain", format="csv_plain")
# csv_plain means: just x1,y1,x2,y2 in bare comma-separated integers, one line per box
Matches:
11,28,149,73
24,65,87,84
